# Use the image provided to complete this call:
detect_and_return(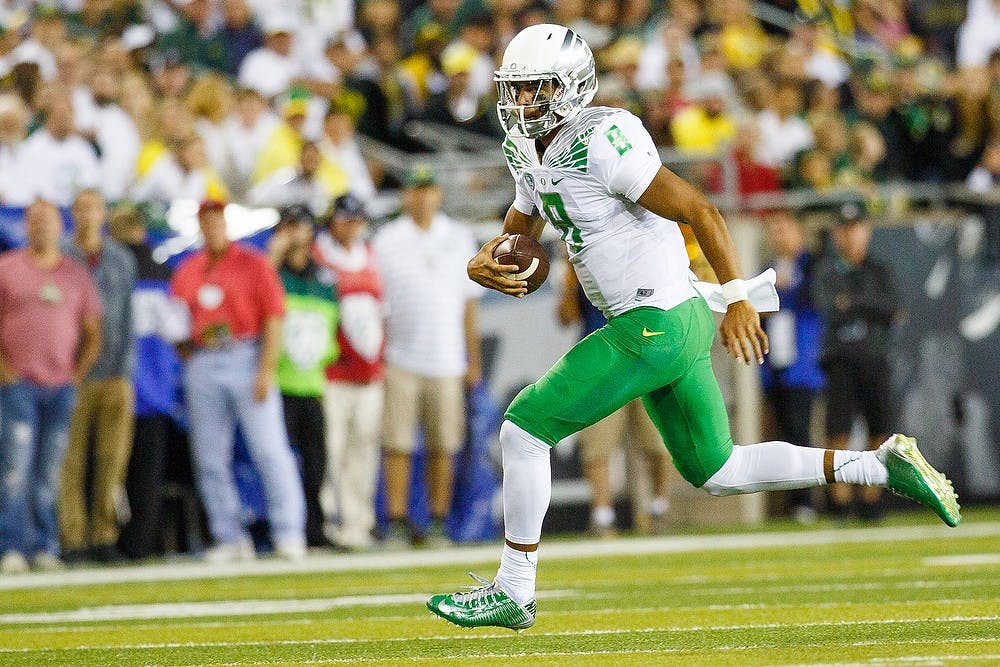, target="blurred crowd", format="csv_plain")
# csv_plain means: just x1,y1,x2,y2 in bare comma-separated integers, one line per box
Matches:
1,0,1000,216
1,0,998,571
